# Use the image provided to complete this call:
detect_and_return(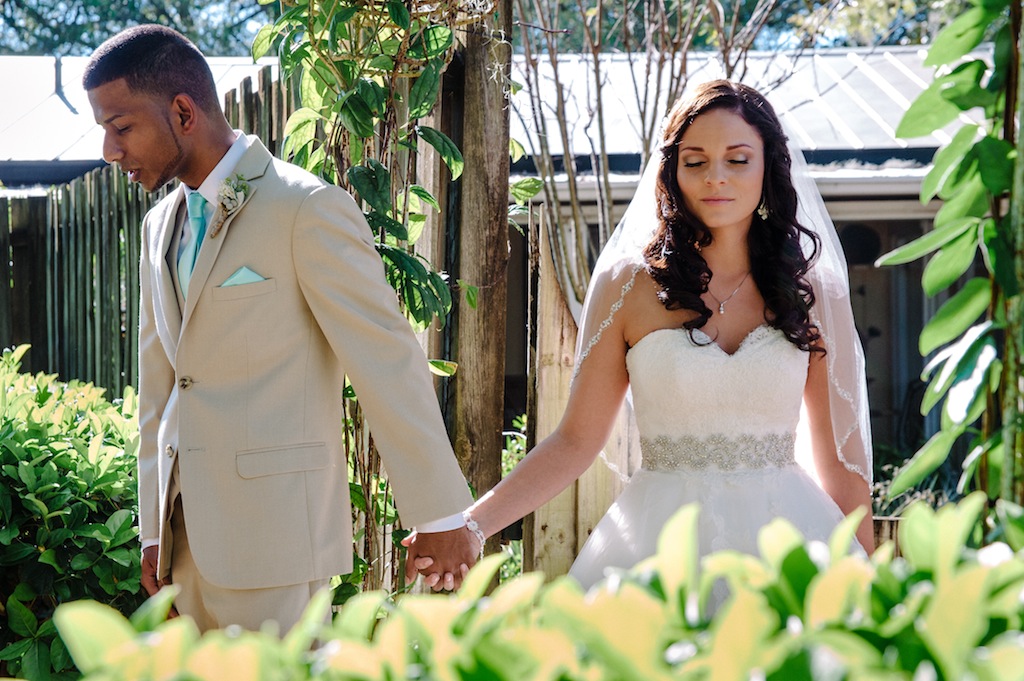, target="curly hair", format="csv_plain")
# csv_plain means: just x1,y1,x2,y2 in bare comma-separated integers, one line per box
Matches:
643,80,823,353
